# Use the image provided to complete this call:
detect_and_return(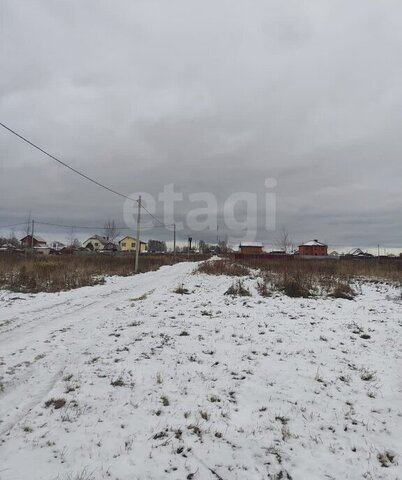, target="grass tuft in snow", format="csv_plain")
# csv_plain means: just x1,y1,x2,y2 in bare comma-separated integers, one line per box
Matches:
187,424,202,438
377,450,397,468
360,369,376,382
200,410,210,421
44,398,66,410
128,320,143,327
281,275,310,298
174,284,190,294
59,467,95,480
160,395,170,407
330,282,356,300
256,279,271,297
224,280,251,297
110,376,126,387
